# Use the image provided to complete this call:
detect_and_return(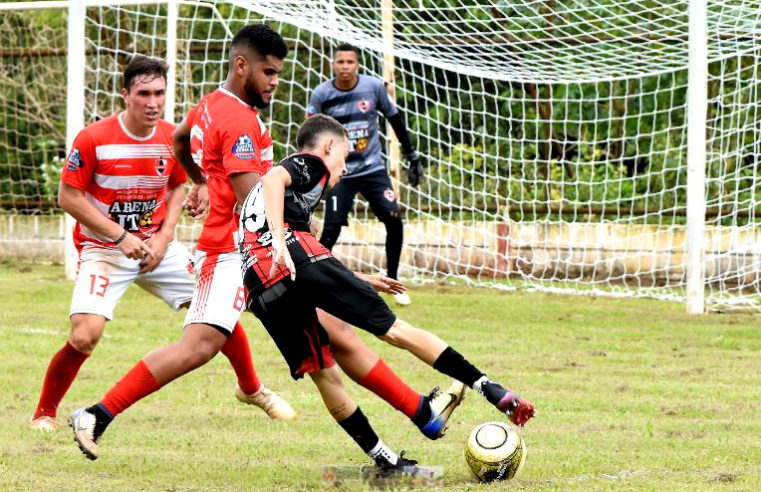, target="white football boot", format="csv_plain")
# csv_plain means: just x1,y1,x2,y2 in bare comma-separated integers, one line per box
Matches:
235,384,296,420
